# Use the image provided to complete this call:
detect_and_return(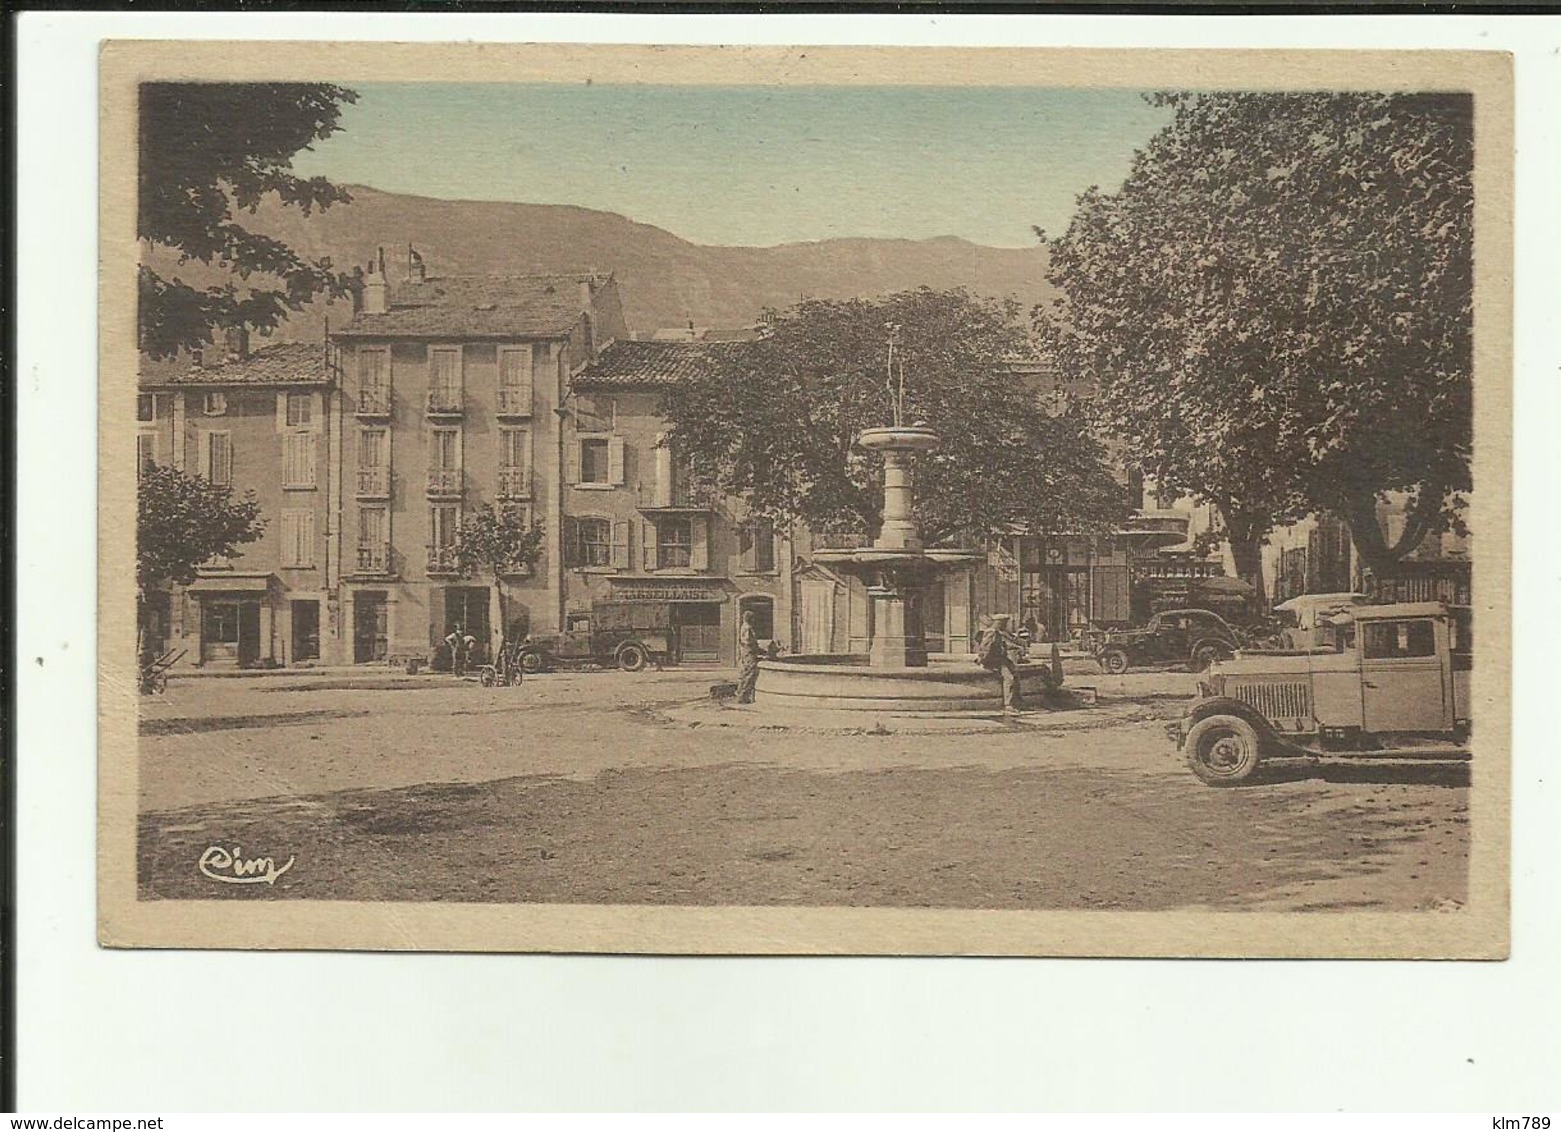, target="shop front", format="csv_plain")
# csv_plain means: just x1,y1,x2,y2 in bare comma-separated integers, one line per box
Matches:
606,578,732,664
185,573,279,667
